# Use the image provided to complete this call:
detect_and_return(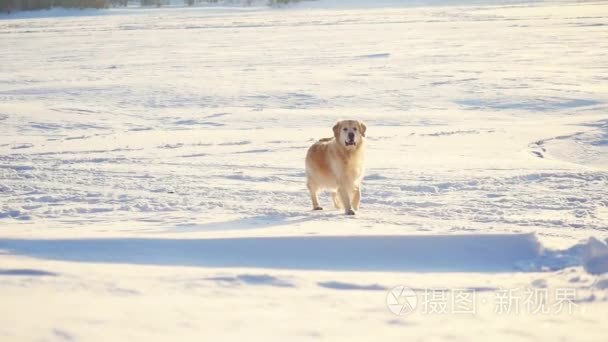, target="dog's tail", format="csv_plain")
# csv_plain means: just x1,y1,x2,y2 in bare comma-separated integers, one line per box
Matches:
318,137,333,143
